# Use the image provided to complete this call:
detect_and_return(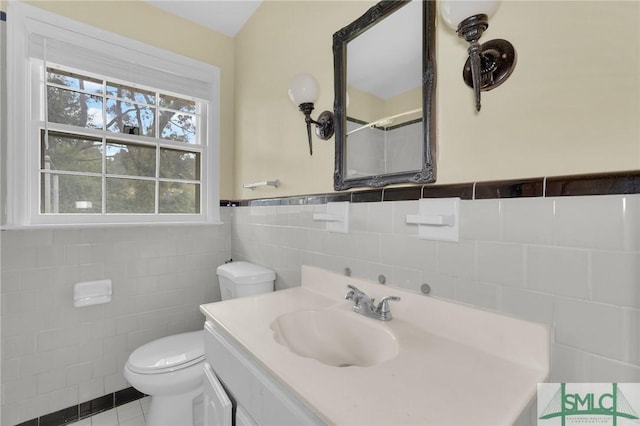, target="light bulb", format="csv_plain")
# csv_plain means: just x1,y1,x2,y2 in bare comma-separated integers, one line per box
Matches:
288,73,320,105
440,0,500,30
